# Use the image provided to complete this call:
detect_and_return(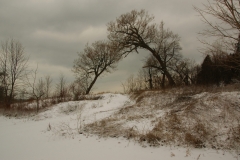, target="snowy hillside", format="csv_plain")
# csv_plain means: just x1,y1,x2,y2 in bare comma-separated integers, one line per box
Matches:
0,92,239,160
